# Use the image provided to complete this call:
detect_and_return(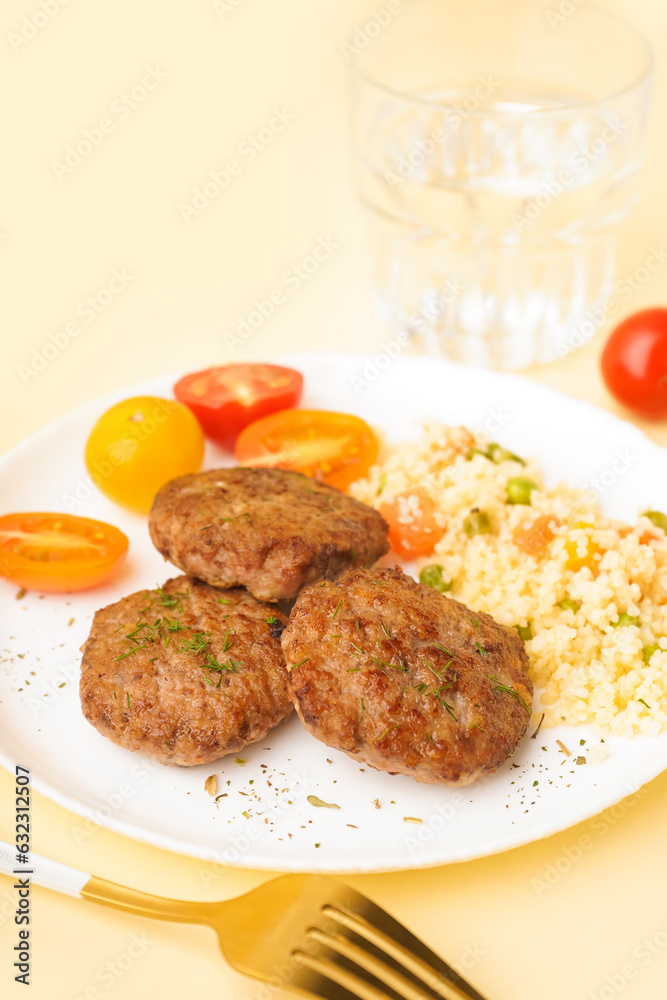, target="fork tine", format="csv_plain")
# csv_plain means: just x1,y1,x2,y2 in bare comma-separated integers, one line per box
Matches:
306,927,445,1000
322,903,489,1000
292,948,402,1000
